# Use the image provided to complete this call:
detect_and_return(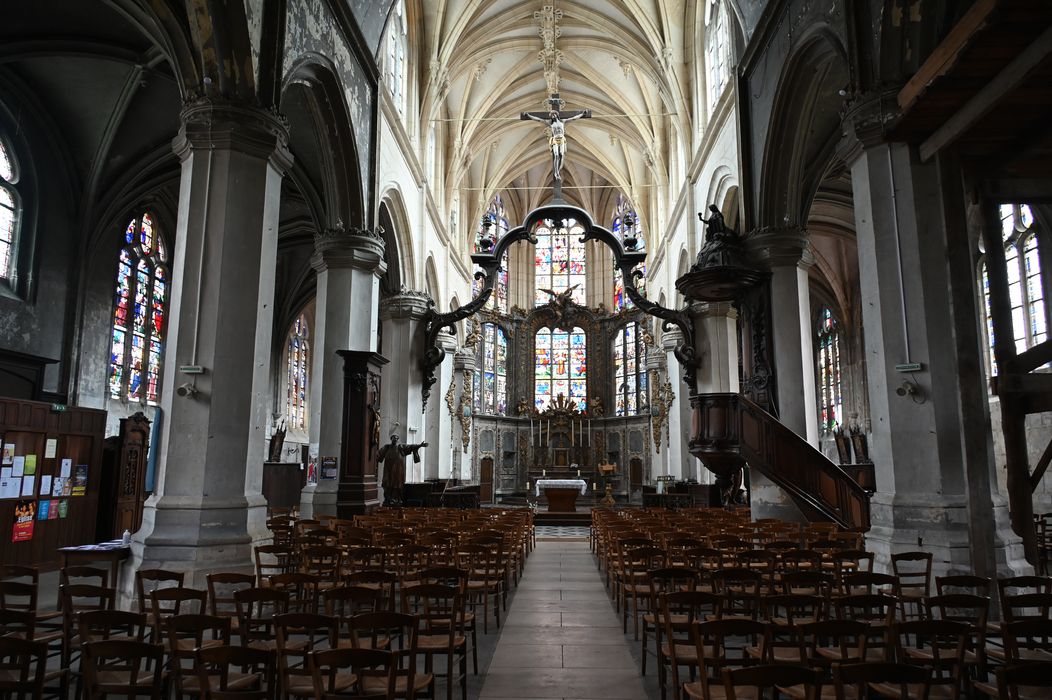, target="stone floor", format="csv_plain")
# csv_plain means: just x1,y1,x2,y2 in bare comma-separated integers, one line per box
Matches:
479,539,659,700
